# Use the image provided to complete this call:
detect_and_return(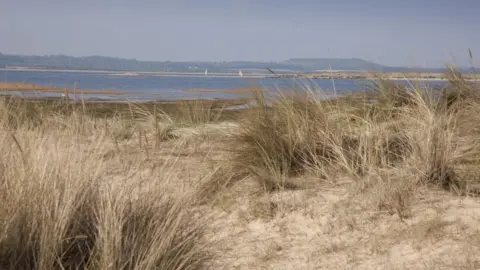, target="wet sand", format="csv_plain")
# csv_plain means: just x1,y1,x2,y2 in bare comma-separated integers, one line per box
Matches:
0,83,137,95
183,88,338,97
